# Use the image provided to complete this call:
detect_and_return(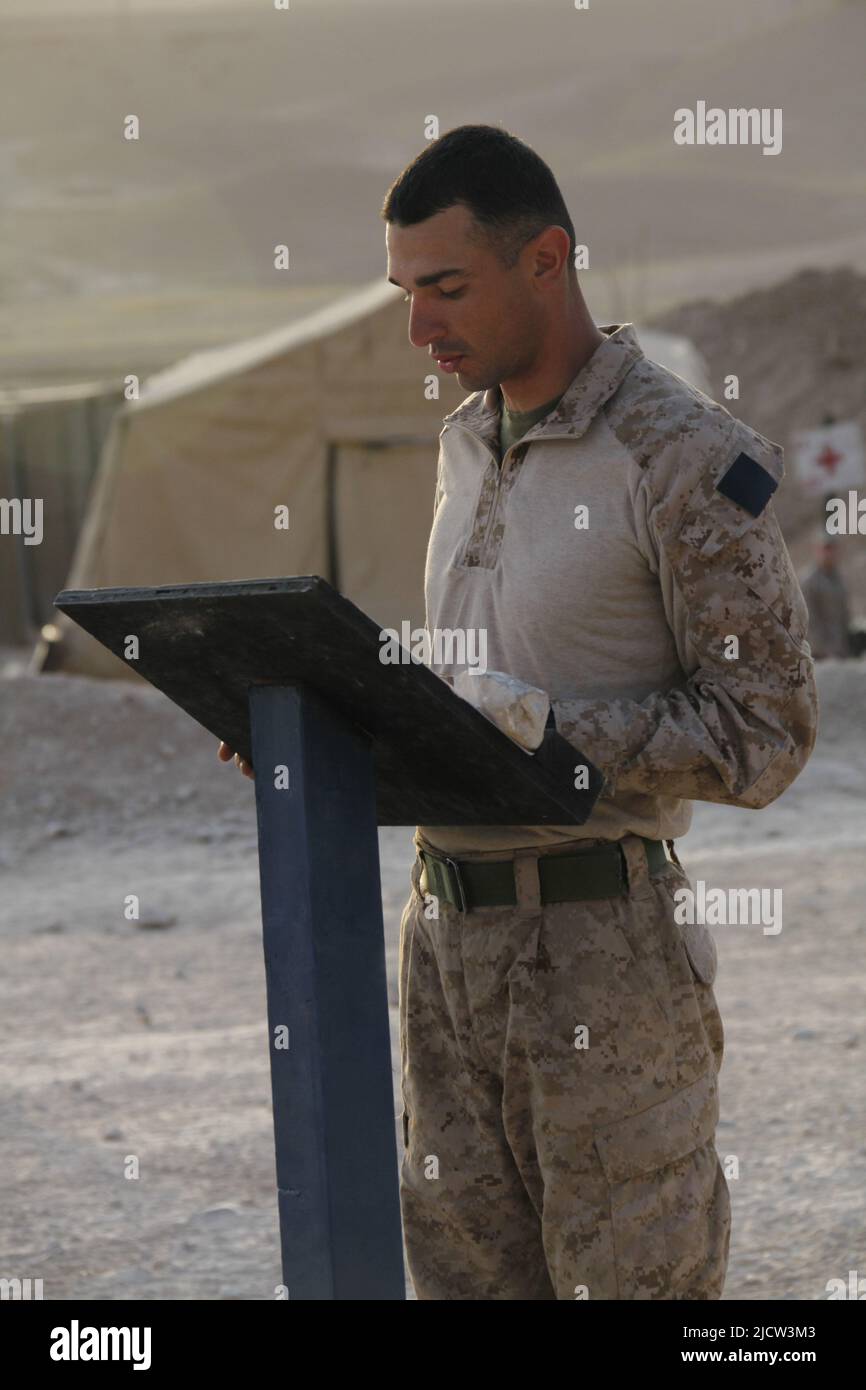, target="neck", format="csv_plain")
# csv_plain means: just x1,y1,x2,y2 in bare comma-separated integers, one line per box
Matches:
500,298,606,413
